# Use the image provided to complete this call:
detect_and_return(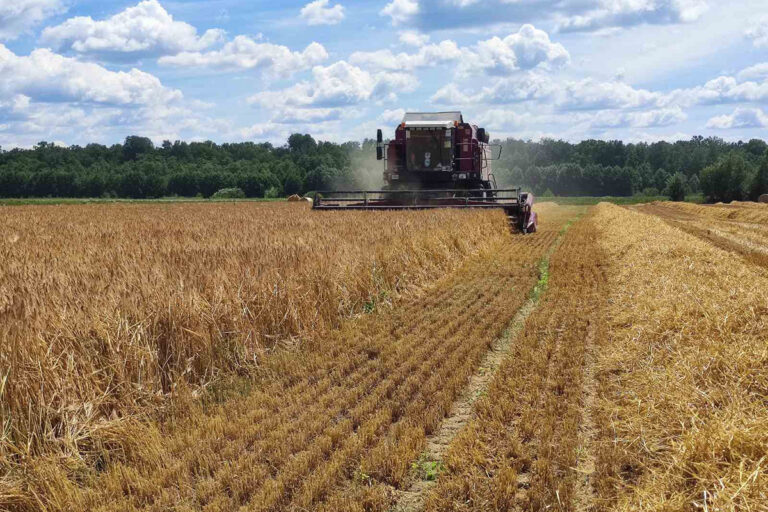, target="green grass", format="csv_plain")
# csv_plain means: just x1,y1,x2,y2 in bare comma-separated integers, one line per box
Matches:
536,194,705,205
0,197,286,206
